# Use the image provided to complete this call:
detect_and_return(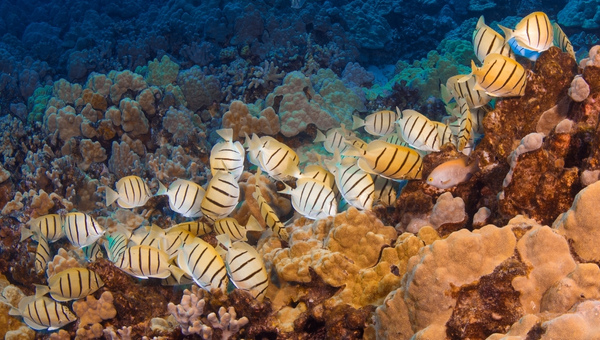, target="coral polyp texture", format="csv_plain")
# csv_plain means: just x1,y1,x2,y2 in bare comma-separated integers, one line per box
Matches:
3,1,600,339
